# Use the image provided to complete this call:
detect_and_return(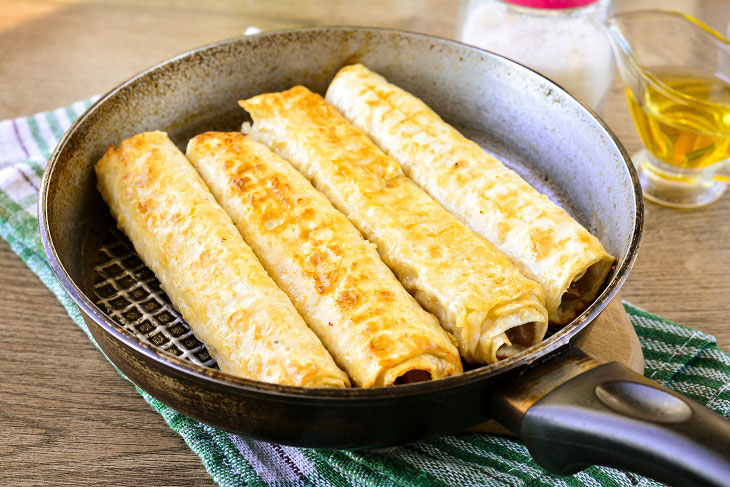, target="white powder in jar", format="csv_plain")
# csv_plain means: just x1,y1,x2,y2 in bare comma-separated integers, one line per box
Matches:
459,0,615,109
